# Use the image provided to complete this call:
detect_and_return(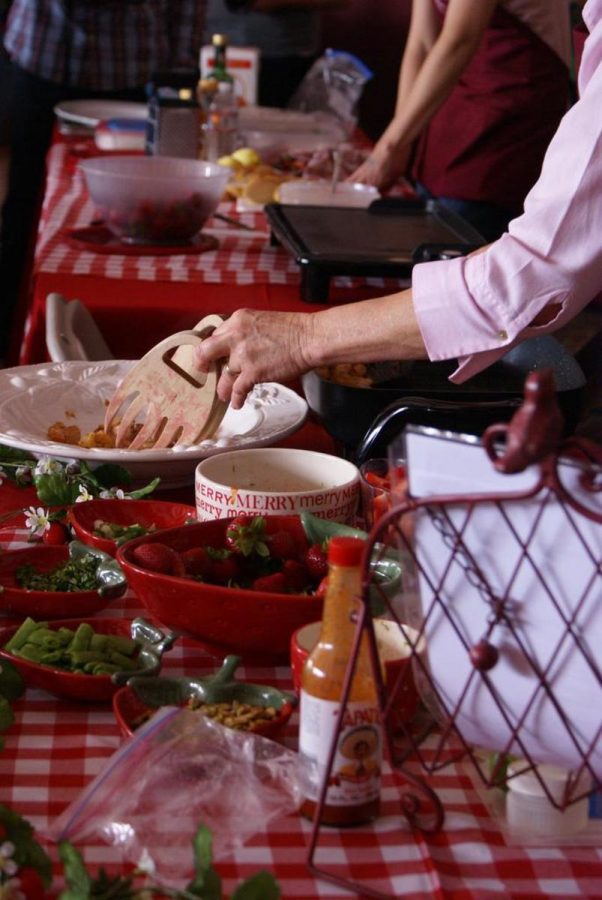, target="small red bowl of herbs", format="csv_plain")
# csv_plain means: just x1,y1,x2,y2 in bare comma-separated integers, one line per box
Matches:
0,540,127,619
0,615,178,702
68,498,197,557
